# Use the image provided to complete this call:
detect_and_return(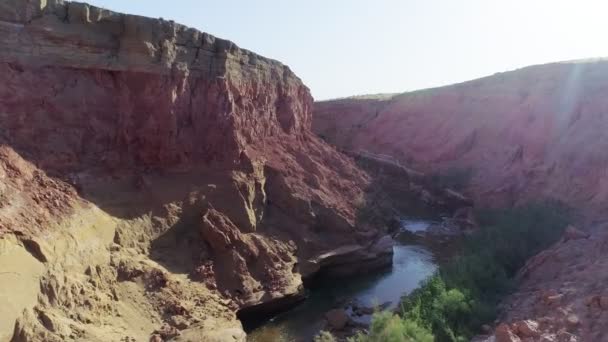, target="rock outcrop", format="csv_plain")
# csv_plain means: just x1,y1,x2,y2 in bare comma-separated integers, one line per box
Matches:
324,309,350,330
477,226,608,341
314,59,608,217
0,1,396,341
